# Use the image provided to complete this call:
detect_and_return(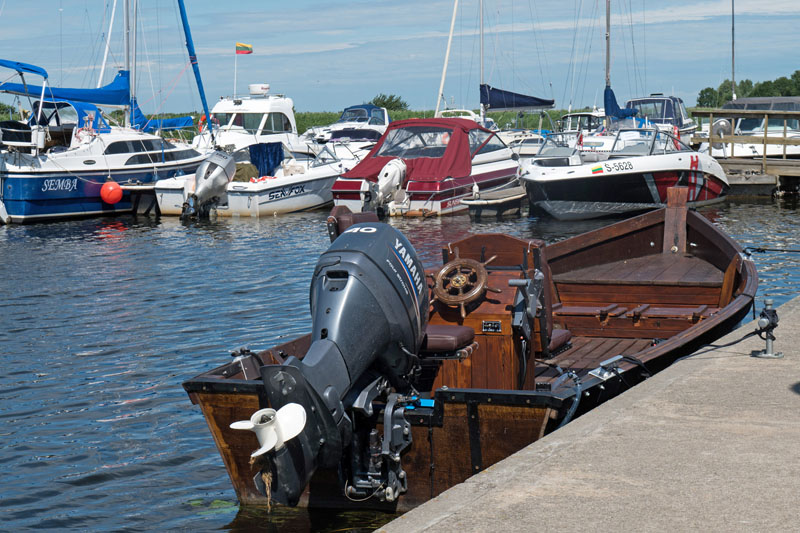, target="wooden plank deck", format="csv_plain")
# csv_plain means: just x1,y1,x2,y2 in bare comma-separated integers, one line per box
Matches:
553,254,723,287
535,337,653,383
